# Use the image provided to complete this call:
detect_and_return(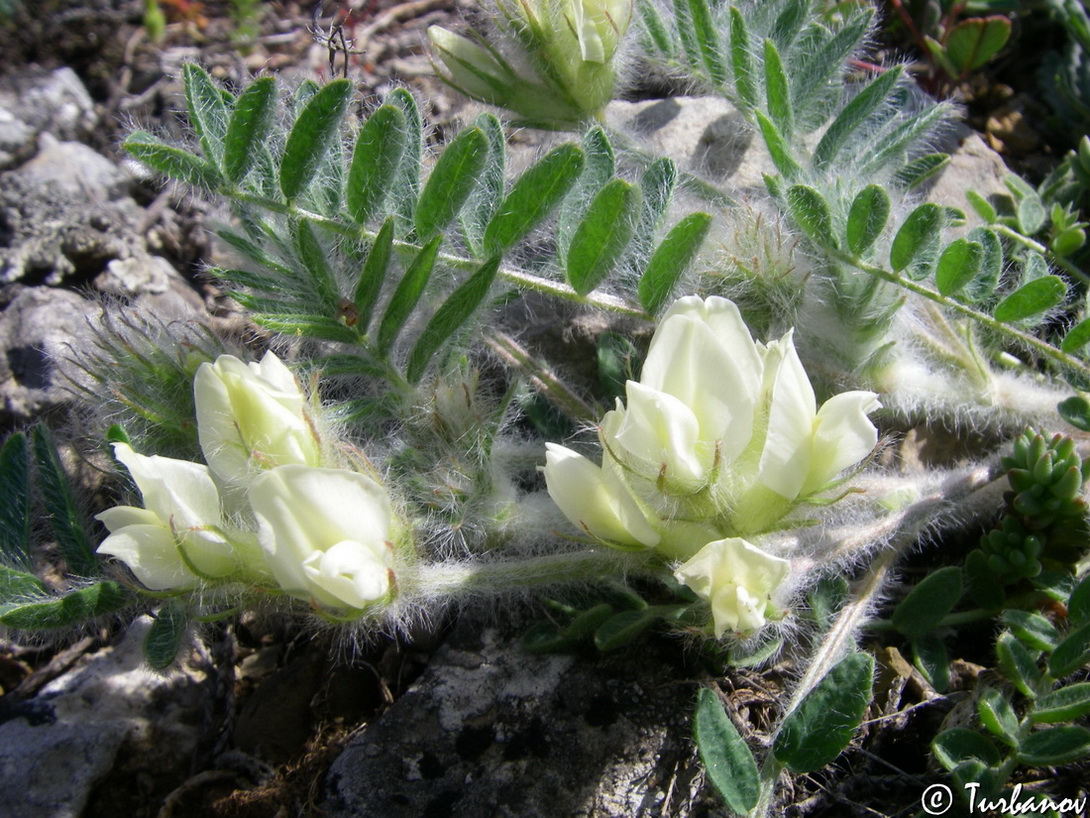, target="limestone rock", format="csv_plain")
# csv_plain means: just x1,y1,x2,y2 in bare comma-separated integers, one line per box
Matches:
0,618,211,818
0,68,96,171
324,619,703,817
